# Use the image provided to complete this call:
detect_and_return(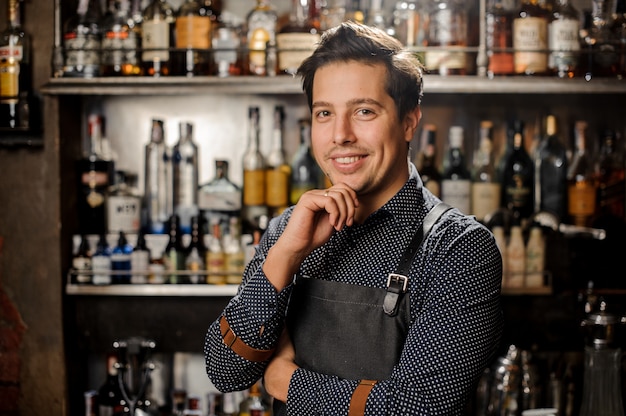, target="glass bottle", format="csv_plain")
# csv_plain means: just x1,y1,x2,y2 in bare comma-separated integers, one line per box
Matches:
141,0,175,76
144,119,173,234
185,215,206,284
525,226,545,287
492,225,508,284
98,353,127,416
392,0,423,49
536,114,568,221
513,0,550,75
172,121,199,235
101,0,141,76
471,120,501,223
0,0,34,131
246,0,278,76
415,123,442,198
265,105,291,217
163,214,185,284
593,128,625,221
290,118,322,205
320,0,347,32
366,0,389,31
198,159,242,229
130,230,150,283
238,381,268,416
548,0,581,78
223,216,244,285
212,23,241,77
567,121,597,227
205,218,226,284
173,0,215,76
242,106,268,234
73,234,92,284
583,0,620,78
441,126,471,215
486,0,516,77
277,0,321,76
424,0,469,76
107,170,142,235
501,120,535,223
63,0,103,78
506,224,525,288
111,230,132,284
92,233,112,285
